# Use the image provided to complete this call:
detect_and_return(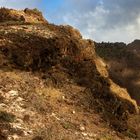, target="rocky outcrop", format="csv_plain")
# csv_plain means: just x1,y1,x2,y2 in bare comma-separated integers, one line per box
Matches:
0,7,47,23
